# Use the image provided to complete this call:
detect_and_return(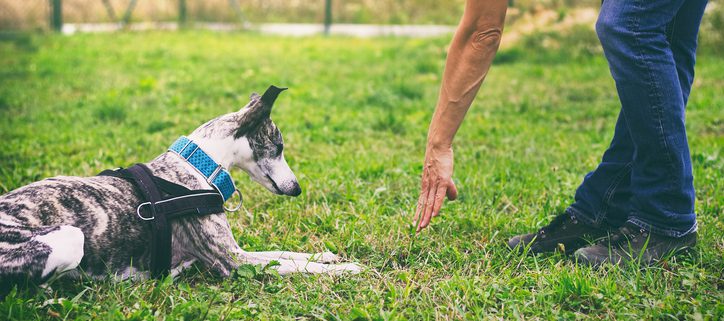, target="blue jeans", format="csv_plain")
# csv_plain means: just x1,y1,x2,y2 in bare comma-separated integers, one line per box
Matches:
567,0,708,237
